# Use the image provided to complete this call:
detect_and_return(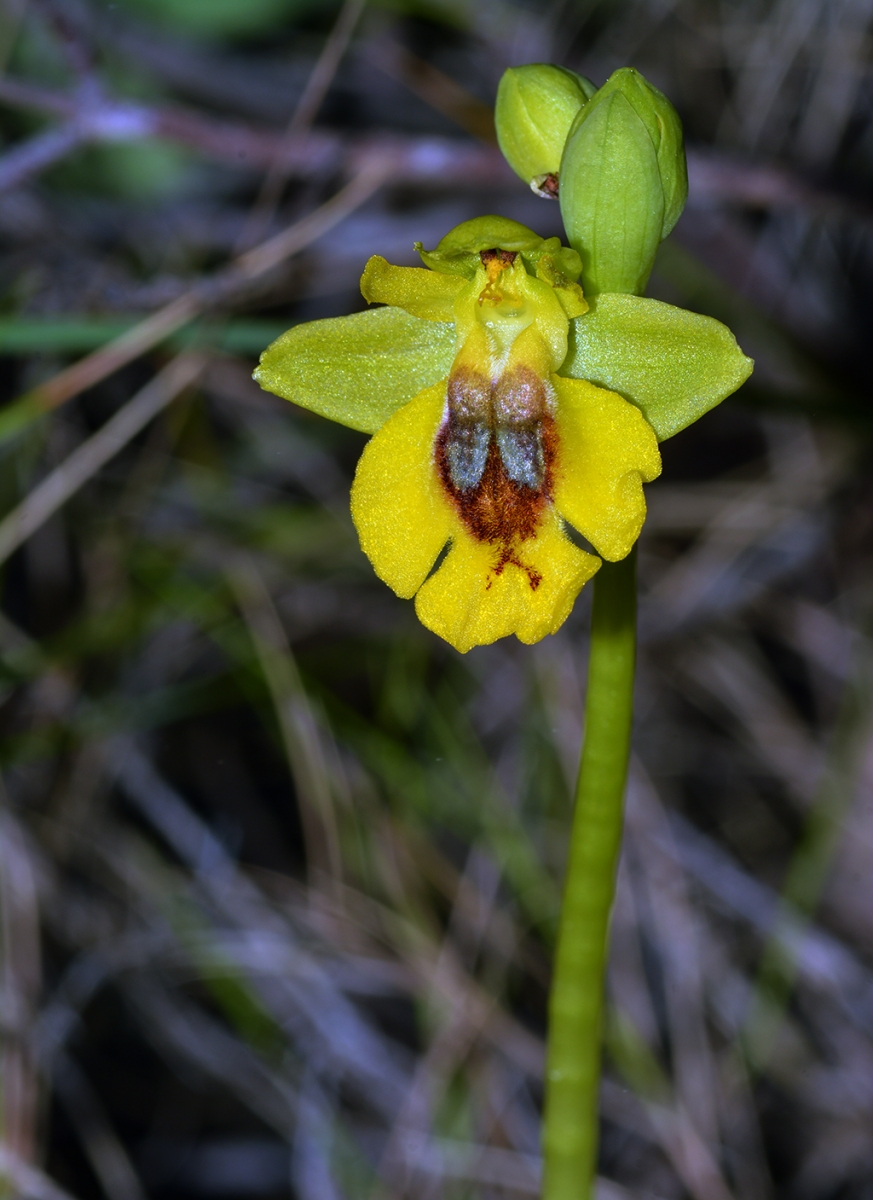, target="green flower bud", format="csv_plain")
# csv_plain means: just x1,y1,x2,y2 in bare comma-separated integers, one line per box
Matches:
558,67,688,296
495,64,596,197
